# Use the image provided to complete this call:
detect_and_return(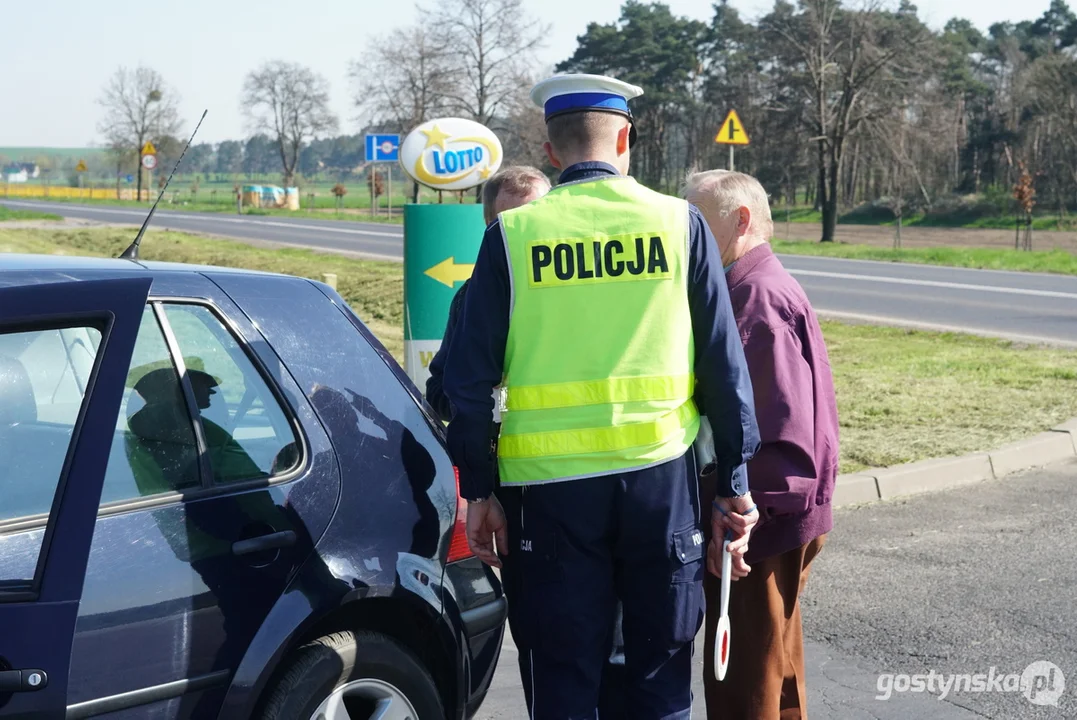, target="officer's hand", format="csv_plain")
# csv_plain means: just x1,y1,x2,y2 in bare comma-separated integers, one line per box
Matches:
712,494,758,553
709,494,758,580
708,537,751,580
466,496,509,569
